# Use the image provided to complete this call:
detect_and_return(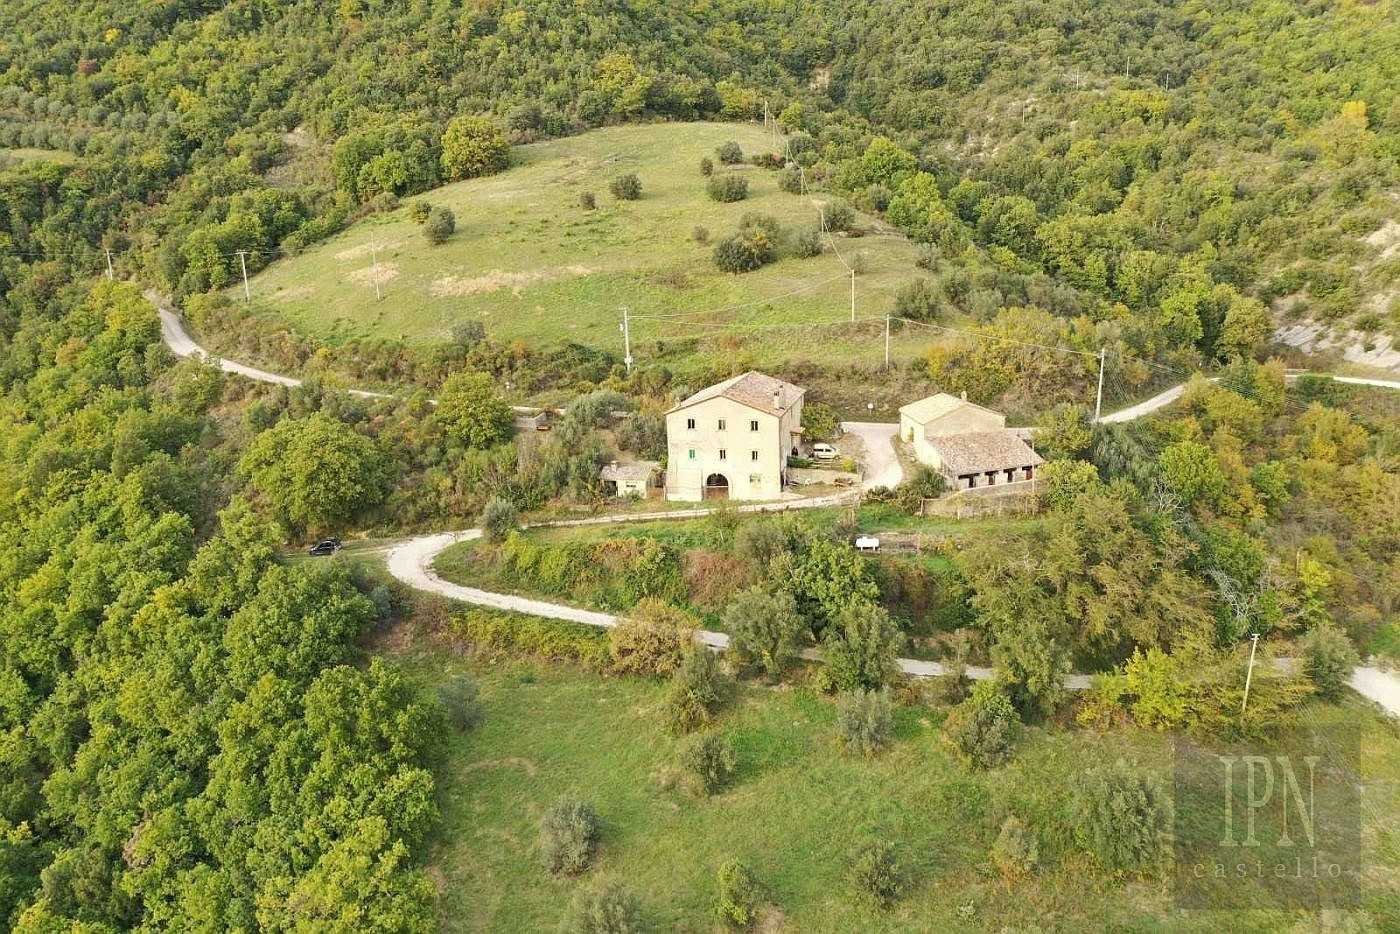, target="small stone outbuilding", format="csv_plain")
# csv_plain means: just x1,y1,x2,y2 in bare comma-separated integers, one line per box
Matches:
600,460,660,498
